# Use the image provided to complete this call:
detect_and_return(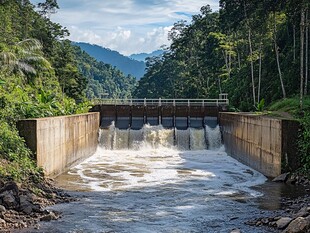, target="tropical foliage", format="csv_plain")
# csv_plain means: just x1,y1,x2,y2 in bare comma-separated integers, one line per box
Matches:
134,1,309,112
0,0,136,181
134,1,310,170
